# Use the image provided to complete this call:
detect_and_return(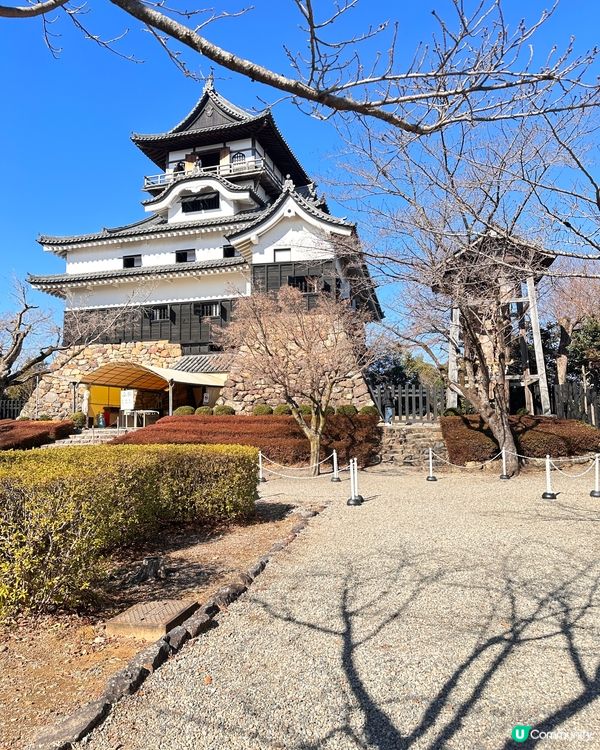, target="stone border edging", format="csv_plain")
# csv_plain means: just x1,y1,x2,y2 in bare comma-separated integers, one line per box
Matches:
27,506,323,750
